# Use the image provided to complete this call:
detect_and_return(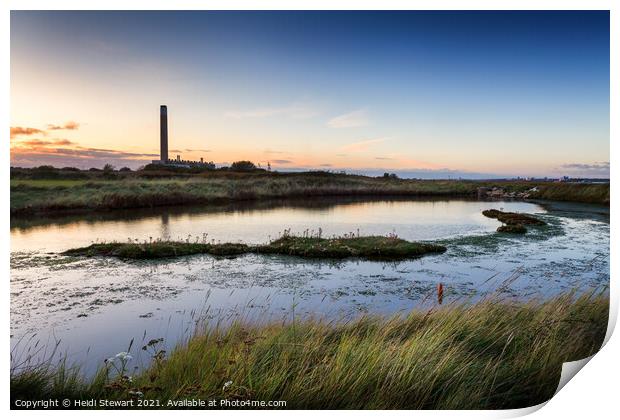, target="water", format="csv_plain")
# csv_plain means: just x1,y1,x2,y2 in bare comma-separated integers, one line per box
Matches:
10,198,609,376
